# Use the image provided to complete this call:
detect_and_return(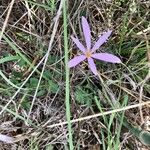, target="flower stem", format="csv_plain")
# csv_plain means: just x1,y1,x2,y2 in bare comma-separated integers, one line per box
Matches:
63,0,74,149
